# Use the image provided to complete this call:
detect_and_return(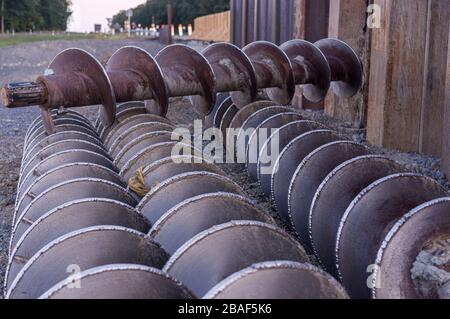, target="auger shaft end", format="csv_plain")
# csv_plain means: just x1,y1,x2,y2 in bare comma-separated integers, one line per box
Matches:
1,82,48,109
